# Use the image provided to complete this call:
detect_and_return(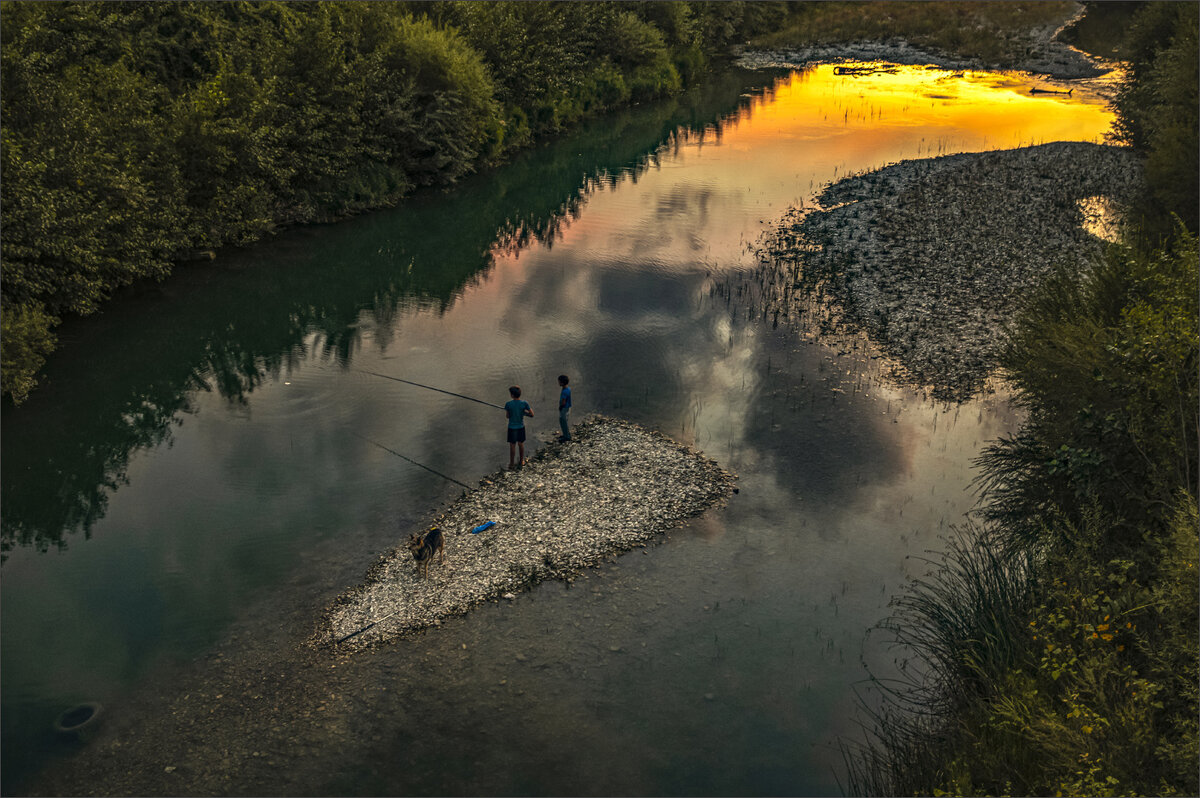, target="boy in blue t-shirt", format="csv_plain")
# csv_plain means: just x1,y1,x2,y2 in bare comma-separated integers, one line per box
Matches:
505,385,534,469
557,374,572,442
